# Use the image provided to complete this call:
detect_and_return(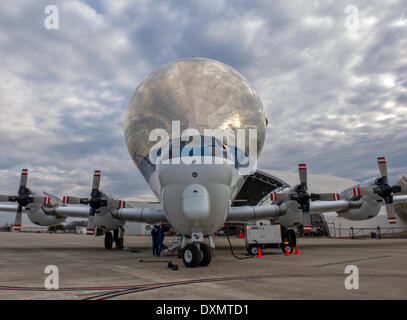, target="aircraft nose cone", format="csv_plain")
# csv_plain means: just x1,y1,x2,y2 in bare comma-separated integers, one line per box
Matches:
181,184,210,221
